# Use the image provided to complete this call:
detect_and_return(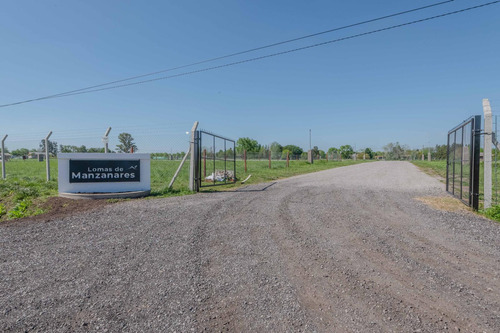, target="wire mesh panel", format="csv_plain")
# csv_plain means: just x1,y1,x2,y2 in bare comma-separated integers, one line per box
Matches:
446,116,481,210
198,131,236,188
